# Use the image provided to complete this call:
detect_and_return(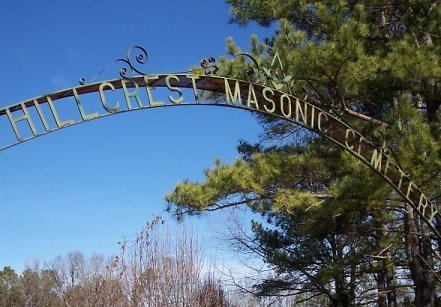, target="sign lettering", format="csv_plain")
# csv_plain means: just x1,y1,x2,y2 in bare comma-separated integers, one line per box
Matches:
0,74,438,238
